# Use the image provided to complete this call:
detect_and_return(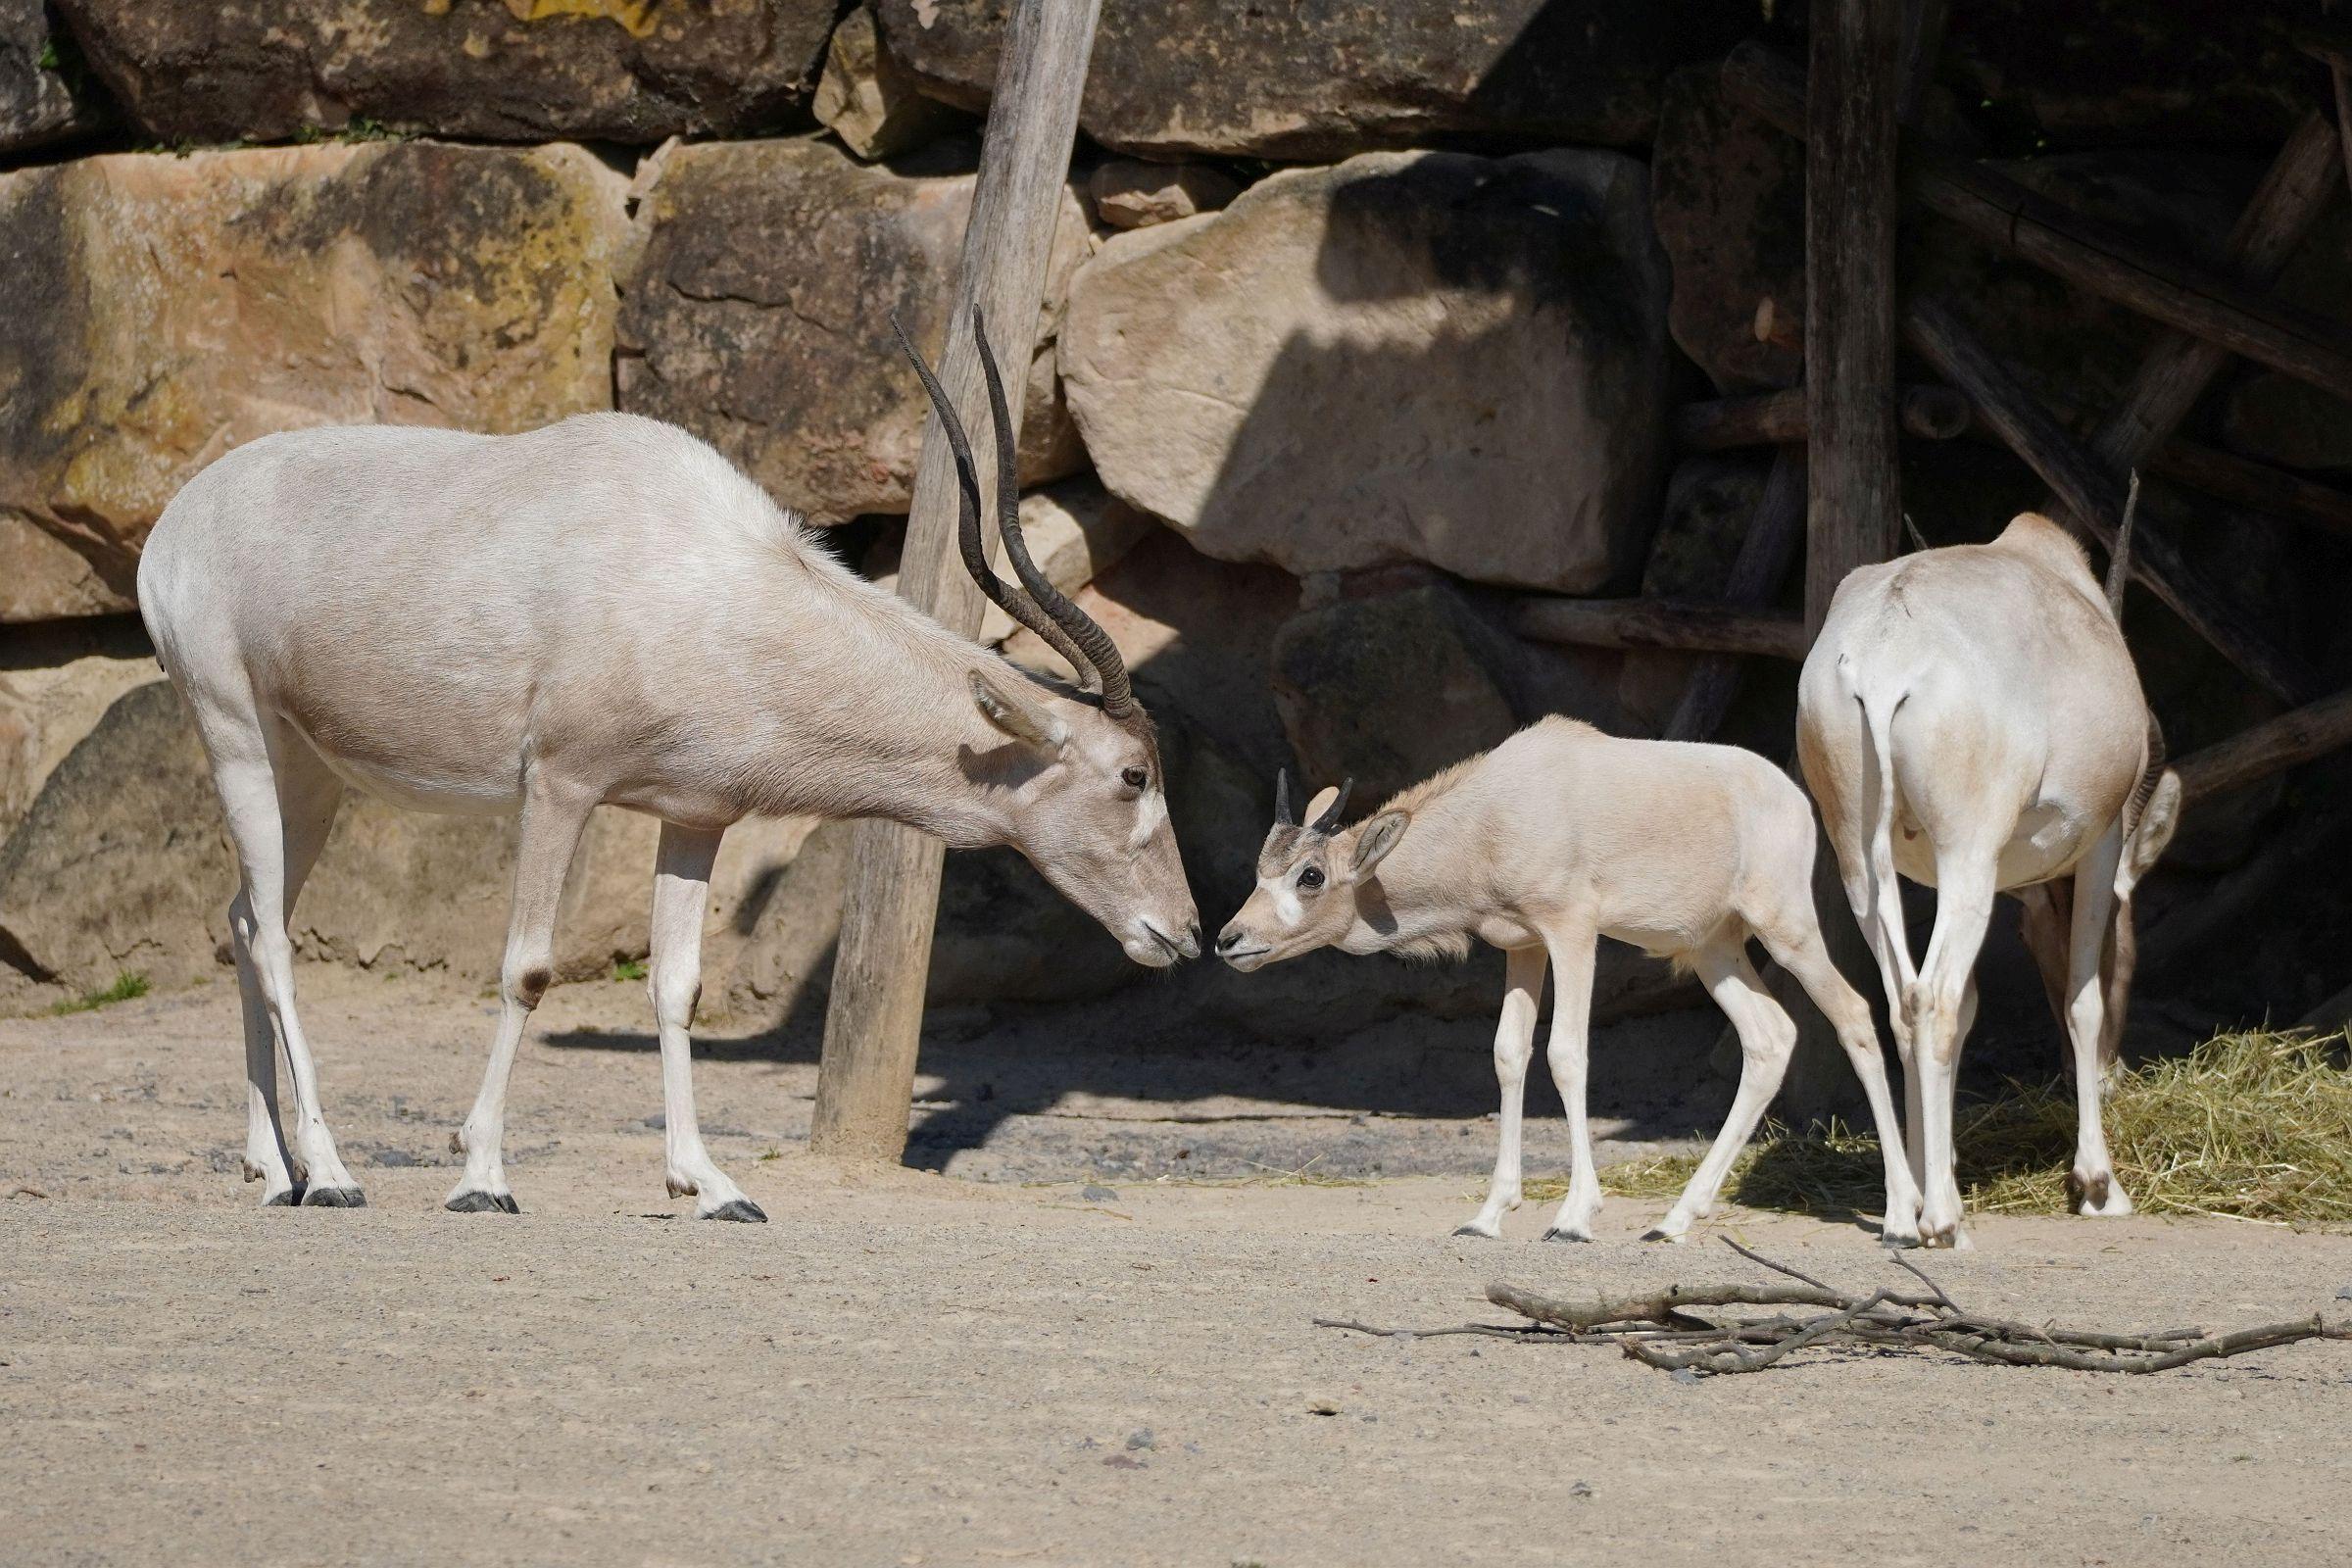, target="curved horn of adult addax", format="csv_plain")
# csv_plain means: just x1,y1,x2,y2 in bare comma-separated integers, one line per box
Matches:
971,304,1139,721
888,311,1084,672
